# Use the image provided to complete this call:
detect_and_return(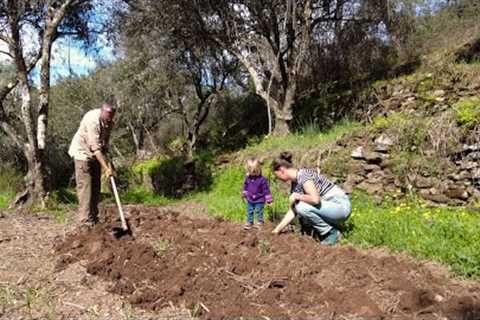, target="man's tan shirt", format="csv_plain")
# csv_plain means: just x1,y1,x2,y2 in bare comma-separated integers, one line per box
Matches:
68,109,113,161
